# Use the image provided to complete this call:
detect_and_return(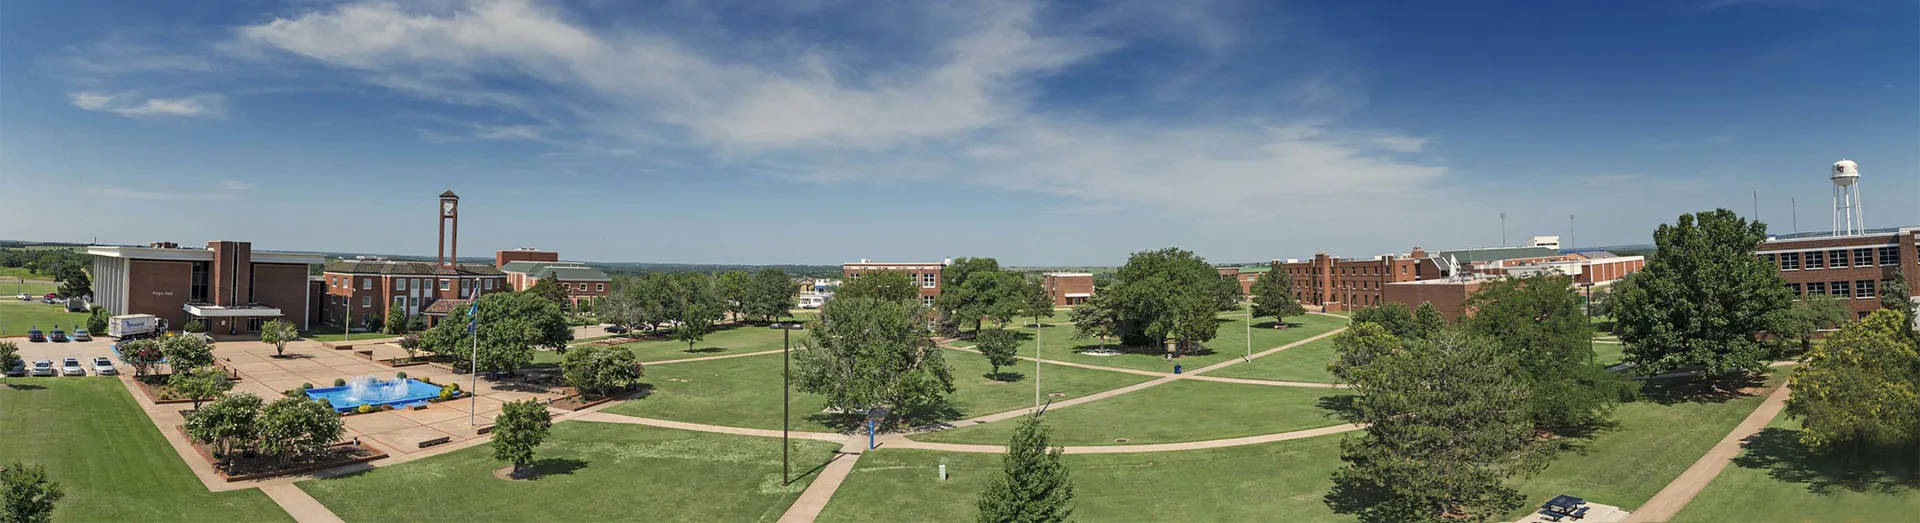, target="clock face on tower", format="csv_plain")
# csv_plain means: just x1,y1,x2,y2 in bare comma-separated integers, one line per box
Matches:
442,200,456,216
